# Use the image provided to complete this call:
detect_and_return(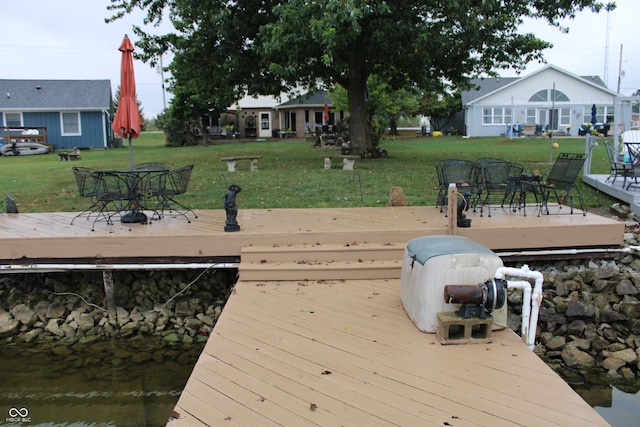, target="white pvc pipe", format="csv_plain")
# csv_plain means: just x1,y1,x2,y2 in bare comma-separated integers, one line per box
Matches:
505,280,532,345
495,265,544,350
0,262,239,273
496,247,629,258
